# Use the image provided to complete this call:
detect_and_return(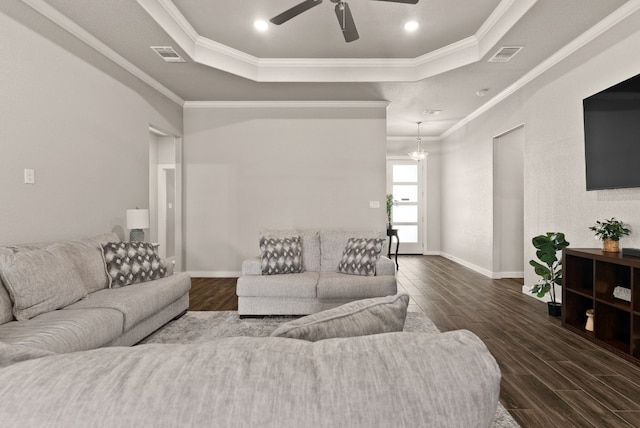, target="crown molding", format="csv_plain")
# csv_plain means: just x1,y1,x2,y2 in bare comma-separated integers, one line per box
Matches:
441,0,640,139
137,0,537,83
184,101,390,109
22,0,184,106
